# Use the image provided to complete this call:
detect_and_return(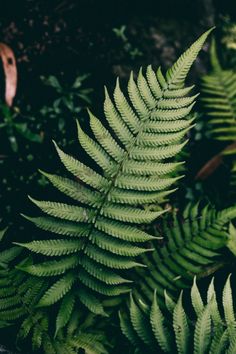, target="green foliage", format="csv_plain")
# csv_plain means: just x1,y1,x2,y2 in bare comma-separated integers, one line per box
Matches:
120,275,236,353
134,202,236,306
17,309,110,354
0,72,93,222
201,38,236,188
0,103,42,153
201,39,236,142
14,30,213,320
0,232,109,353
40,73,93,134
